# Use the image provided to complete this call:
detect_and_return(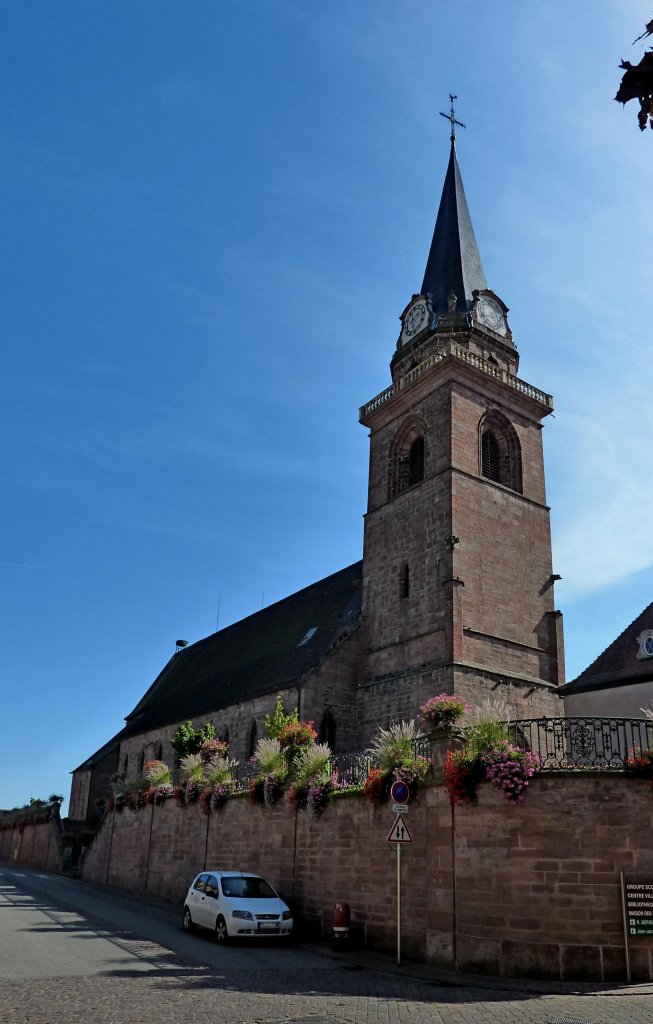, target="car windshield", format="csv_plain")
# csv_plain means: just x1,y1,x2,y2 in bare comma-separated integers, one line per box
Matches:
221,876,277,899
